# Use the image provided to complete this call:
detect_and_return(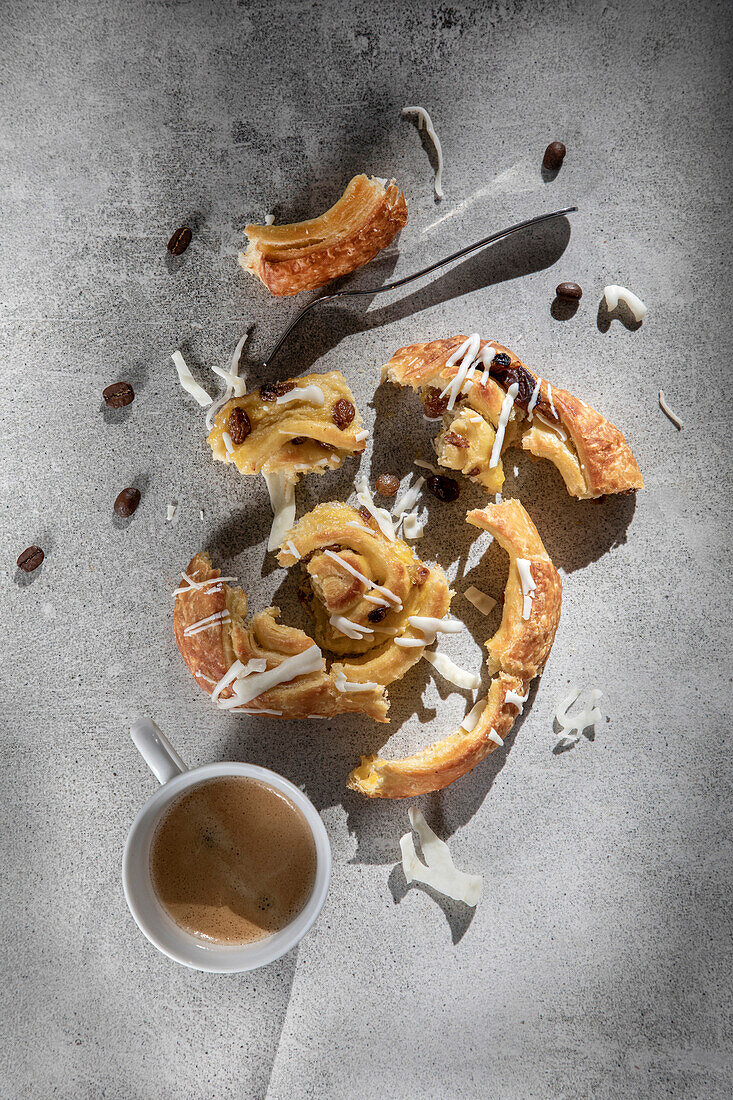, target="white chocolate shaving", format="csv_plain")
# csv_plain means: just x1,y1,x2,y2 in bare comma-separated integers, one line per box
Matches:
172,350,212,407
460,697,487,732
166,502,177,522
554,686,605,747
218,645,324,710
422,649,480,690
334,669,380,693
516,558,536,620
354,429,369,442
402,512,425,539
603,284,647,321
263,471,296,552
402,106,444,198
489,382,518,468
505,688,529,714
264,214,275,225
275,385,325,407
659,390,683,429
487,728,503,746
205,330,250,431
222,431,234,454
393,476,425,519
464,586,496,615
400,808,482,907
